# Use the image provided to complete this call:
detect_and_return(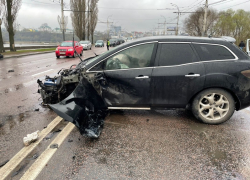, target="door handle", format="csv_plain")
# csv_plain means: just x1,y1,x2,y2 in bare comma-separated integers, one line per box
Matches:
135,76,149,79
185,74,200,77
